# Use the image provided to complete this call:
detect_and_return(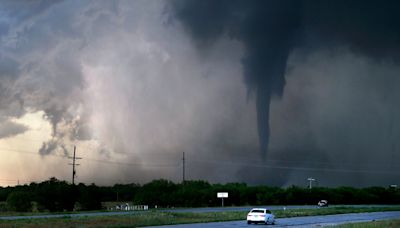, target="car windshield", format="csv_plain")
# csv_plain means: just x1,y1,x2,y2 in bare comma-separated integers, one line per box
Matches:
251,209,265,213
